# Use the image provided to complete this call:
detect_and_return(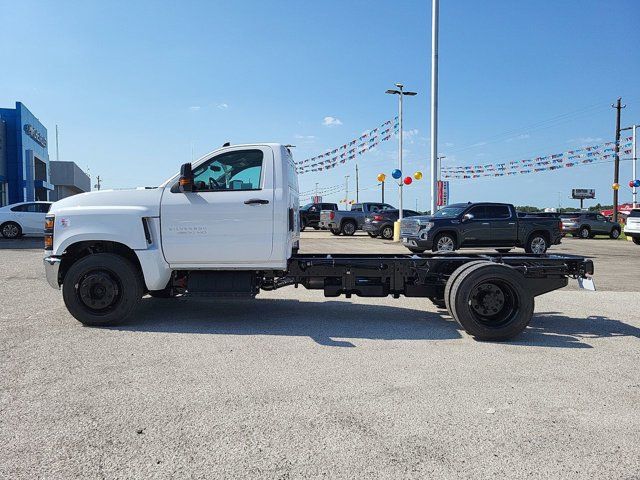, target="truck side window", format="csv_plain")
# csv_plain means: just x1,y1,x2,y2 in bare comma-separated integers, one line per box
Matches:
467,206,488,219
485,205,511,219
191,149,264,192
